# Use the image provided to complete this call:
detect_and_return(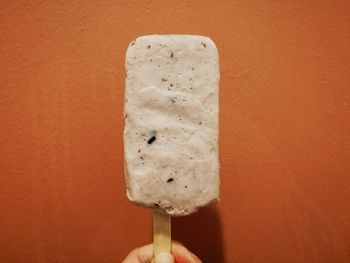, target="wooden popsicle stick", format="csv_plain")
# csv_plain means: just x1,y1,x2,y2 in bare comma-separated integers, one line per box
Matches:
153,208,171,257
